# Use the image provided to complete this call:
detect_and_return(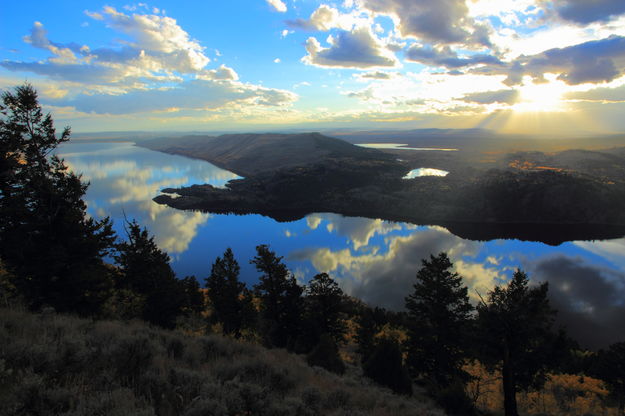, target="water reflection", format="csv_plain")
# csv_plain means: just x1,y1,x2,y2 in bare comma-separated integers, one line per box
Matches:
58,141,625,349
356,143,458,151
403,168,449,179
59,142,239,254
